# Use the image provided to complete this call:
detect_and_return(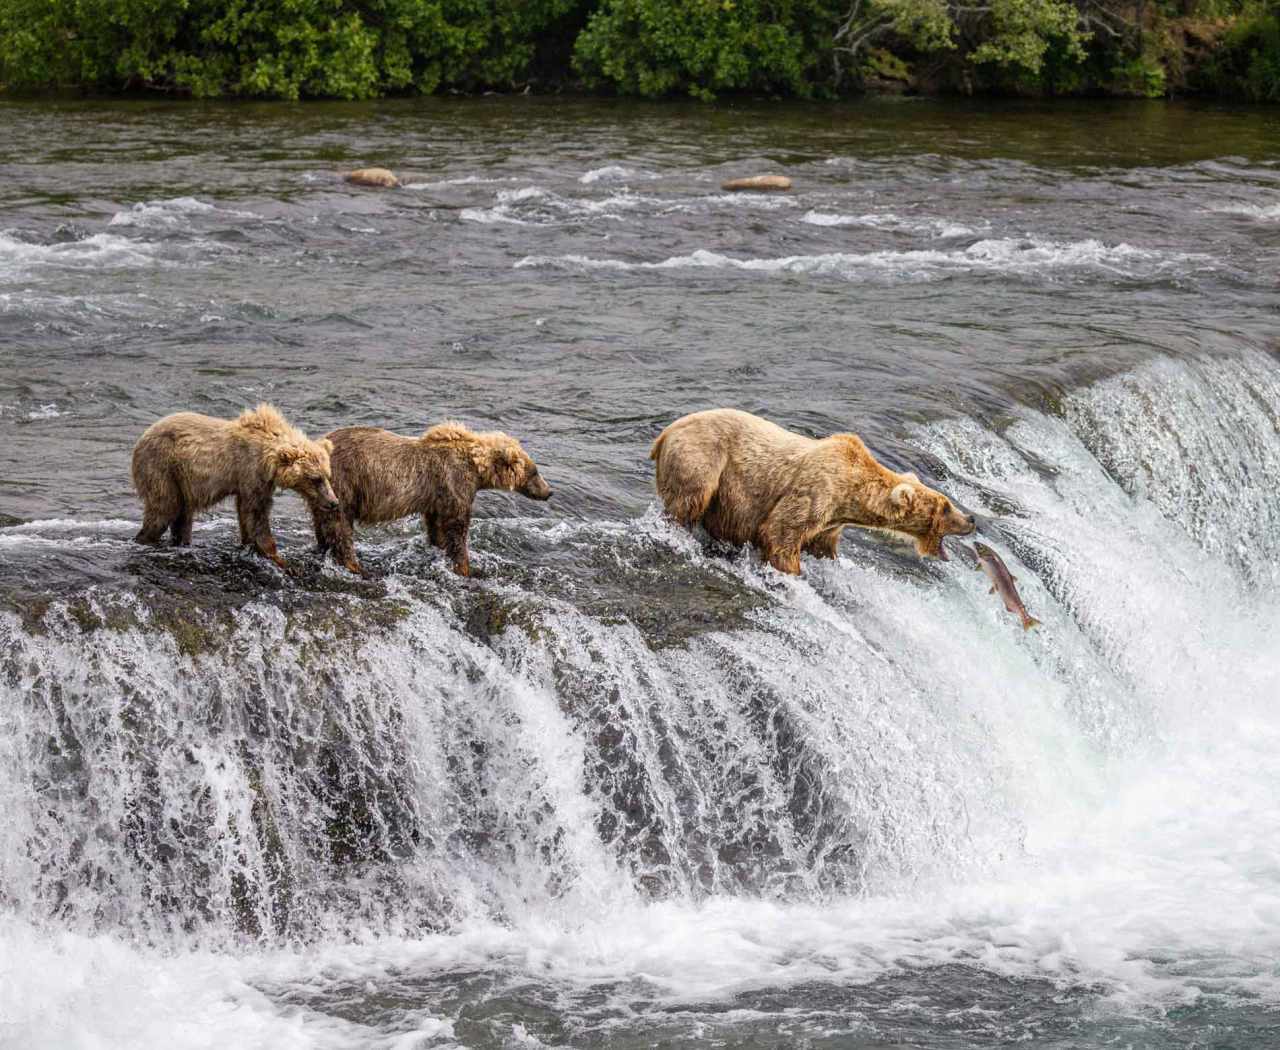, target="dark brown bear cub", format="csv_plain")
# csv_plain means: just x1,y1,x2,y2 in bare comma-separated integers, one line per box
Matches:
131,404,339,569
313,422,552,576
